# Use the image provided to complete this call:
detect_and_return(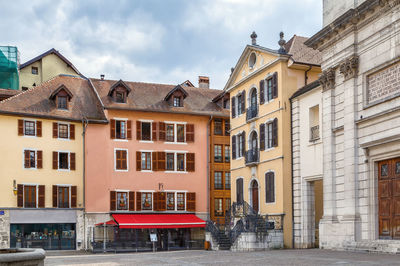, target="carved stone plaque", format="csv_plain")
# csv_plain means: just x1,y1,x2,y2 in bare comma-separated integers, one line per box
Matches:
367,61,400,105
